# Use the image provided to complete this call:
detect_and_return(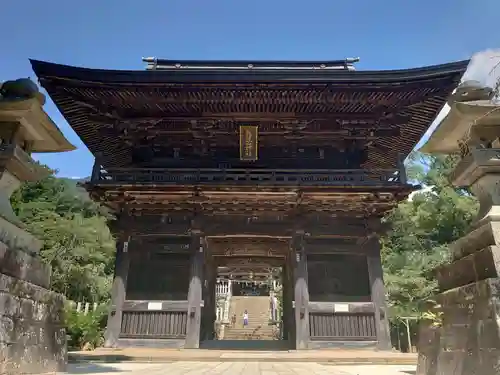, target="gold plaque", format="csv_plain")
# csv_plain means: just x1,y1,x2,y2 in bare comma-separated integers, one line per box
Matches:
239,125,258,161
